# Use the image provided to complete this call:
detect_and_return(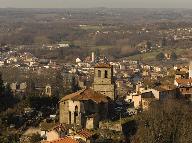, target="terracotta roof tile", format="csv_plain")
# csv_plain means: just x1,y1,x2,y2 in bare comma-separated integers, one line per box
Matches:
43,137,79,143
77,129,93,139
176,78,192,84
60,88,108,103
